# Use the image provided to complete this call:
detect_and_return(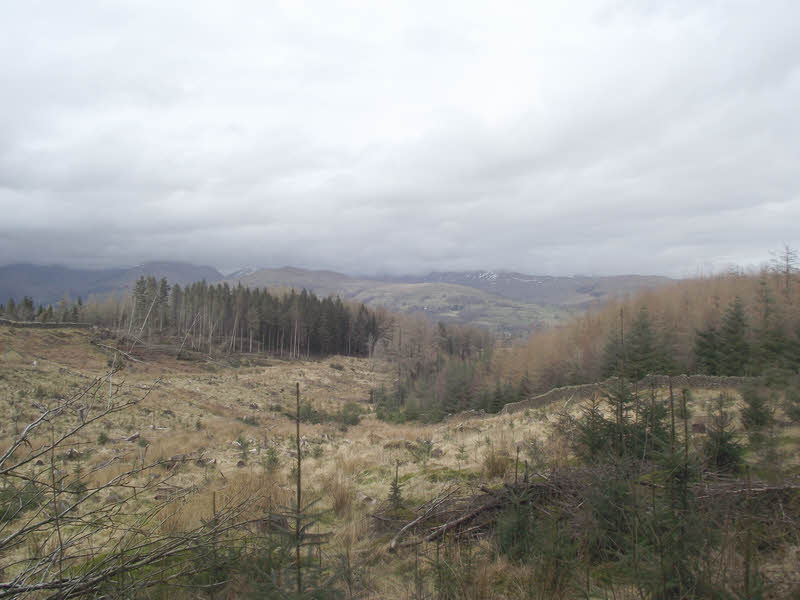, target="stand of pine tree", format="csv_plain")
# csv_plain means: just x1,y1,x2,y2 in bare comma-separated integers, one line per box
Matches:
496,261,800,397
1,277,393,359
